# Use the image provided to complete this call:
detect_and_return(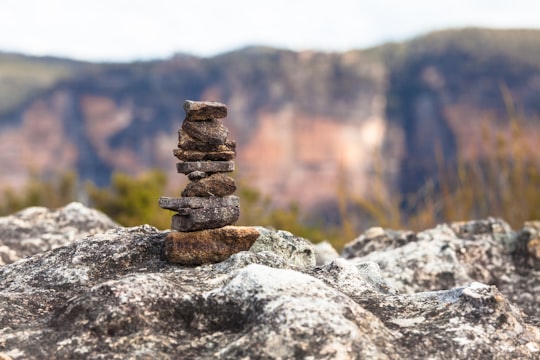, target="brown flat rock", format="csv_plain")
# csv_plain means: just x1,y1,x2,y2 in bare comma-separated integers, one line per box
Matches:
163,226,261,265
173,148,235,161
176,161,234,174
182,118,228,146
182,173,236,197
183,100,227,121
